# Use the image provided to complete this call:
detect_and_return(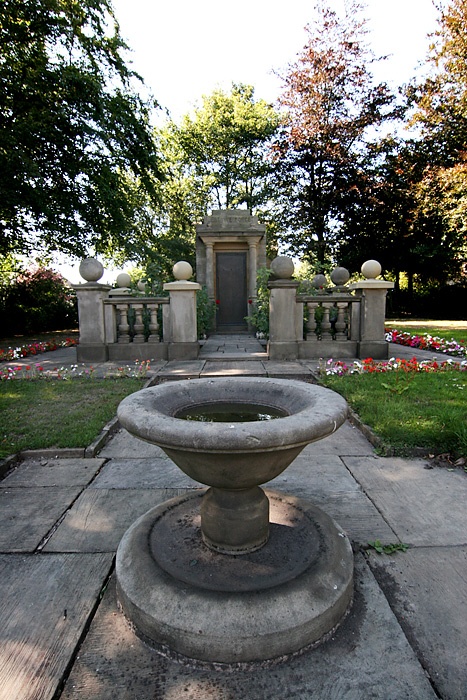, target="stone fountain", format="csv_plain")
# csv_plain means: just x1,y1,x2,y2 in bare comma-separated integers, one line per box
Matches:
116,377,353,664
